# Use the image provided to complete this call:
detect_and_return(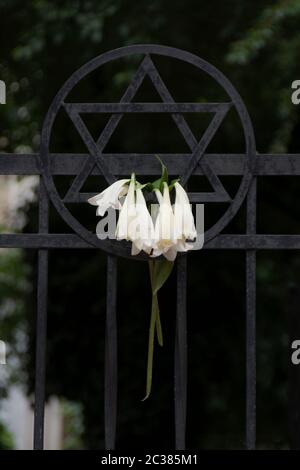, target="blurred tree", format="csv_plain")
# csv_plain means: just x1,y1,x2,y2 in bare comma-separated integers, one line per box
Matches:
0,421,14,449
0,248,28,449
